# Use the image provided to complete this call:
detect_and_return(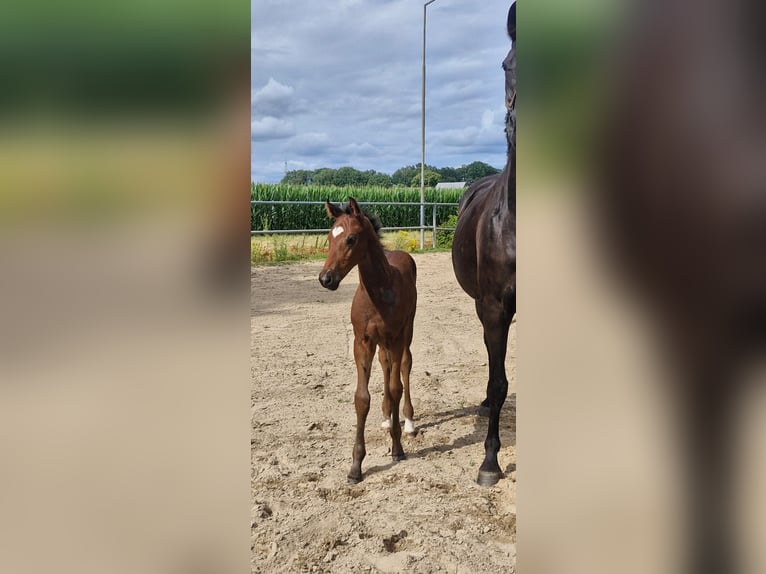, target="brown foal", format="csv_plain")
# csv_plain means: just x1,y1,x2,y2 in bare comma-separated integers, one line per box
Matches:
318,197,417,483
